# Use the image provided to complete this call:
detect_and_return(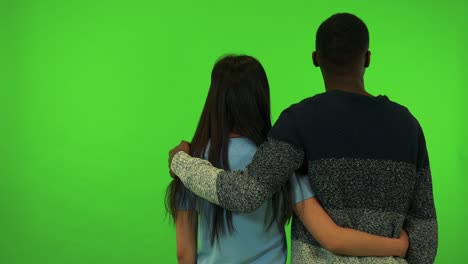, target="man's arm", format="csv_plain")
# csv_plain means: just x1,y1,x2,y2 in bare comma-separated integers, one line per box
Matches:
170,108,305,213
171,138,304,213
403,125,438,263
